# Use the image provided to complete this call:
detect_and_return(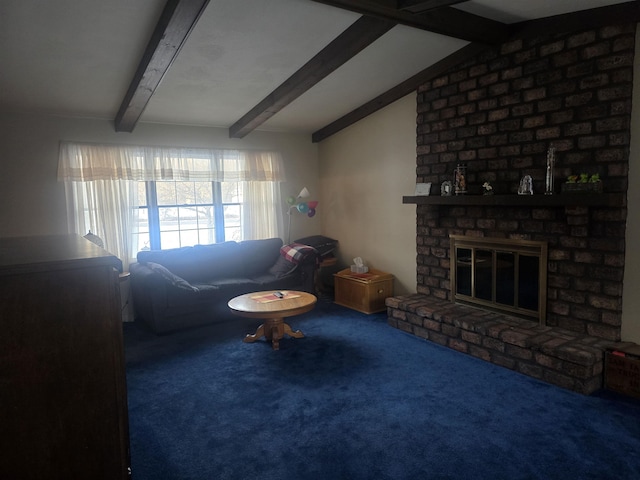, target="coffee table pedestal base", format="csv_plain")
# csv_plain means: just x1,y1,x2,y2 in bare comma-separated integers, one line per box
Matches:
243,317,304,350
